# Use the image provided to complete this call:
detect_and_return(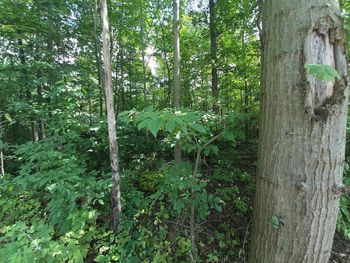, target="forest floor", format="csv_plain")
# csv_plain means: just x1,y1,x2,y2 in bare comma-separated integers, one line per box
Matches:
330,233,350,263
